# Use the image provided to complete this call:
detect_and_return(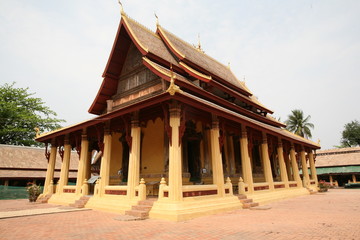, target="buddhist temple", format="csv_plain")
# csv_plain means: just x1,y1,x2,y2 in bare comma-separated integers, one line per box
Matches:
35,9,320,221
